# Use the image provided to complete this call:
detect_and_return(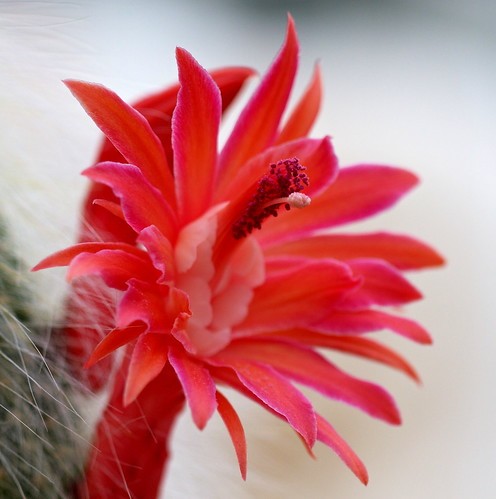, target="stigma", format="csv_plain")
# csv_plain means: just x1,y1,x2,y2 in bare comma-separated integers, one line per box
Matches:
232,158,310,239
